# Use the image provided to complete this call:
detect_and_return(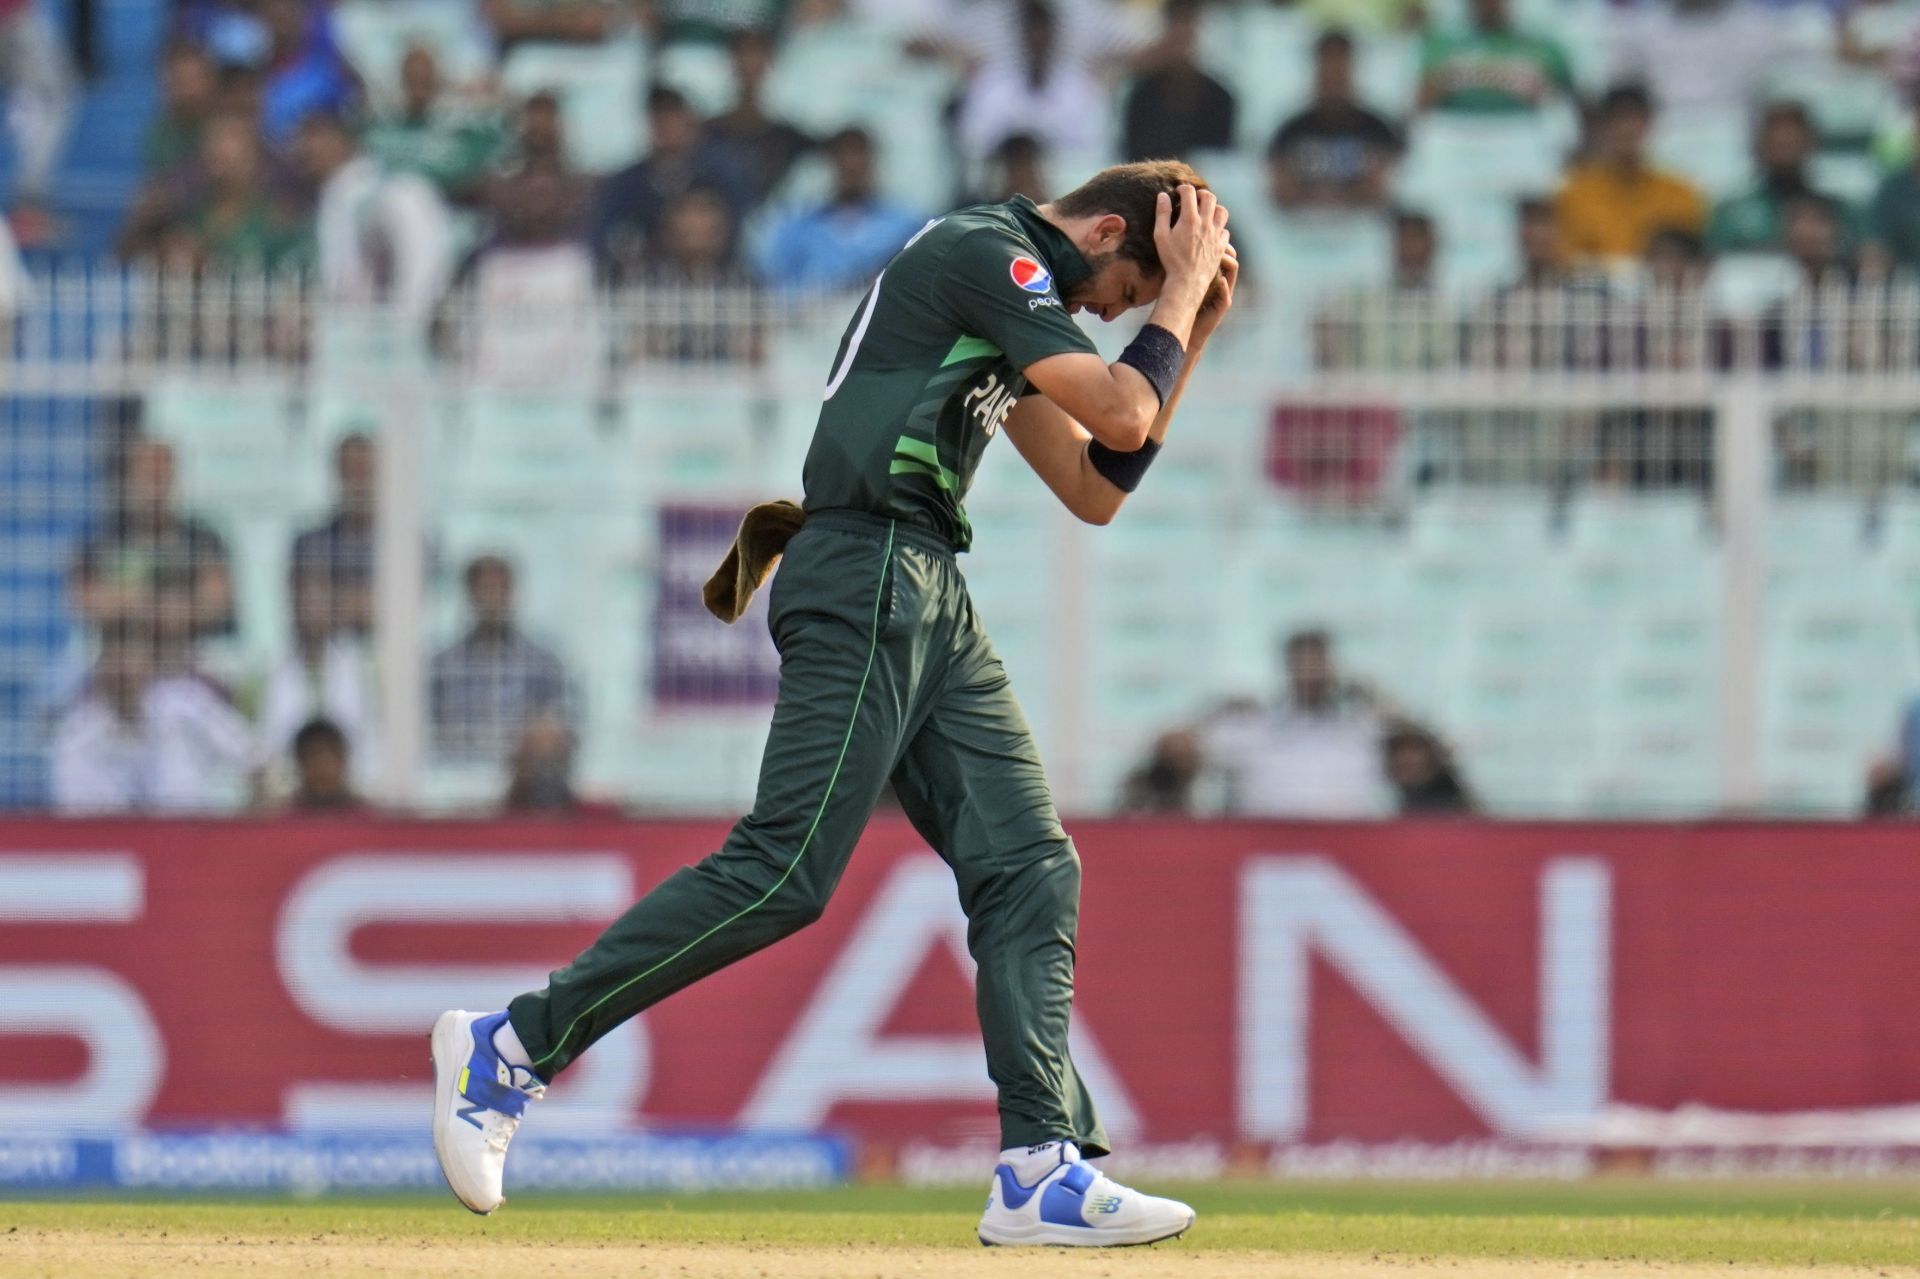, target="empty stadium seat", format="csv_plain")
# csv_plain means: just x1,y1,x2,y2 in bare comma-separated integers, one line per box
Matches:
145,374,326,519
445,391,611,512
500,35,648,173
